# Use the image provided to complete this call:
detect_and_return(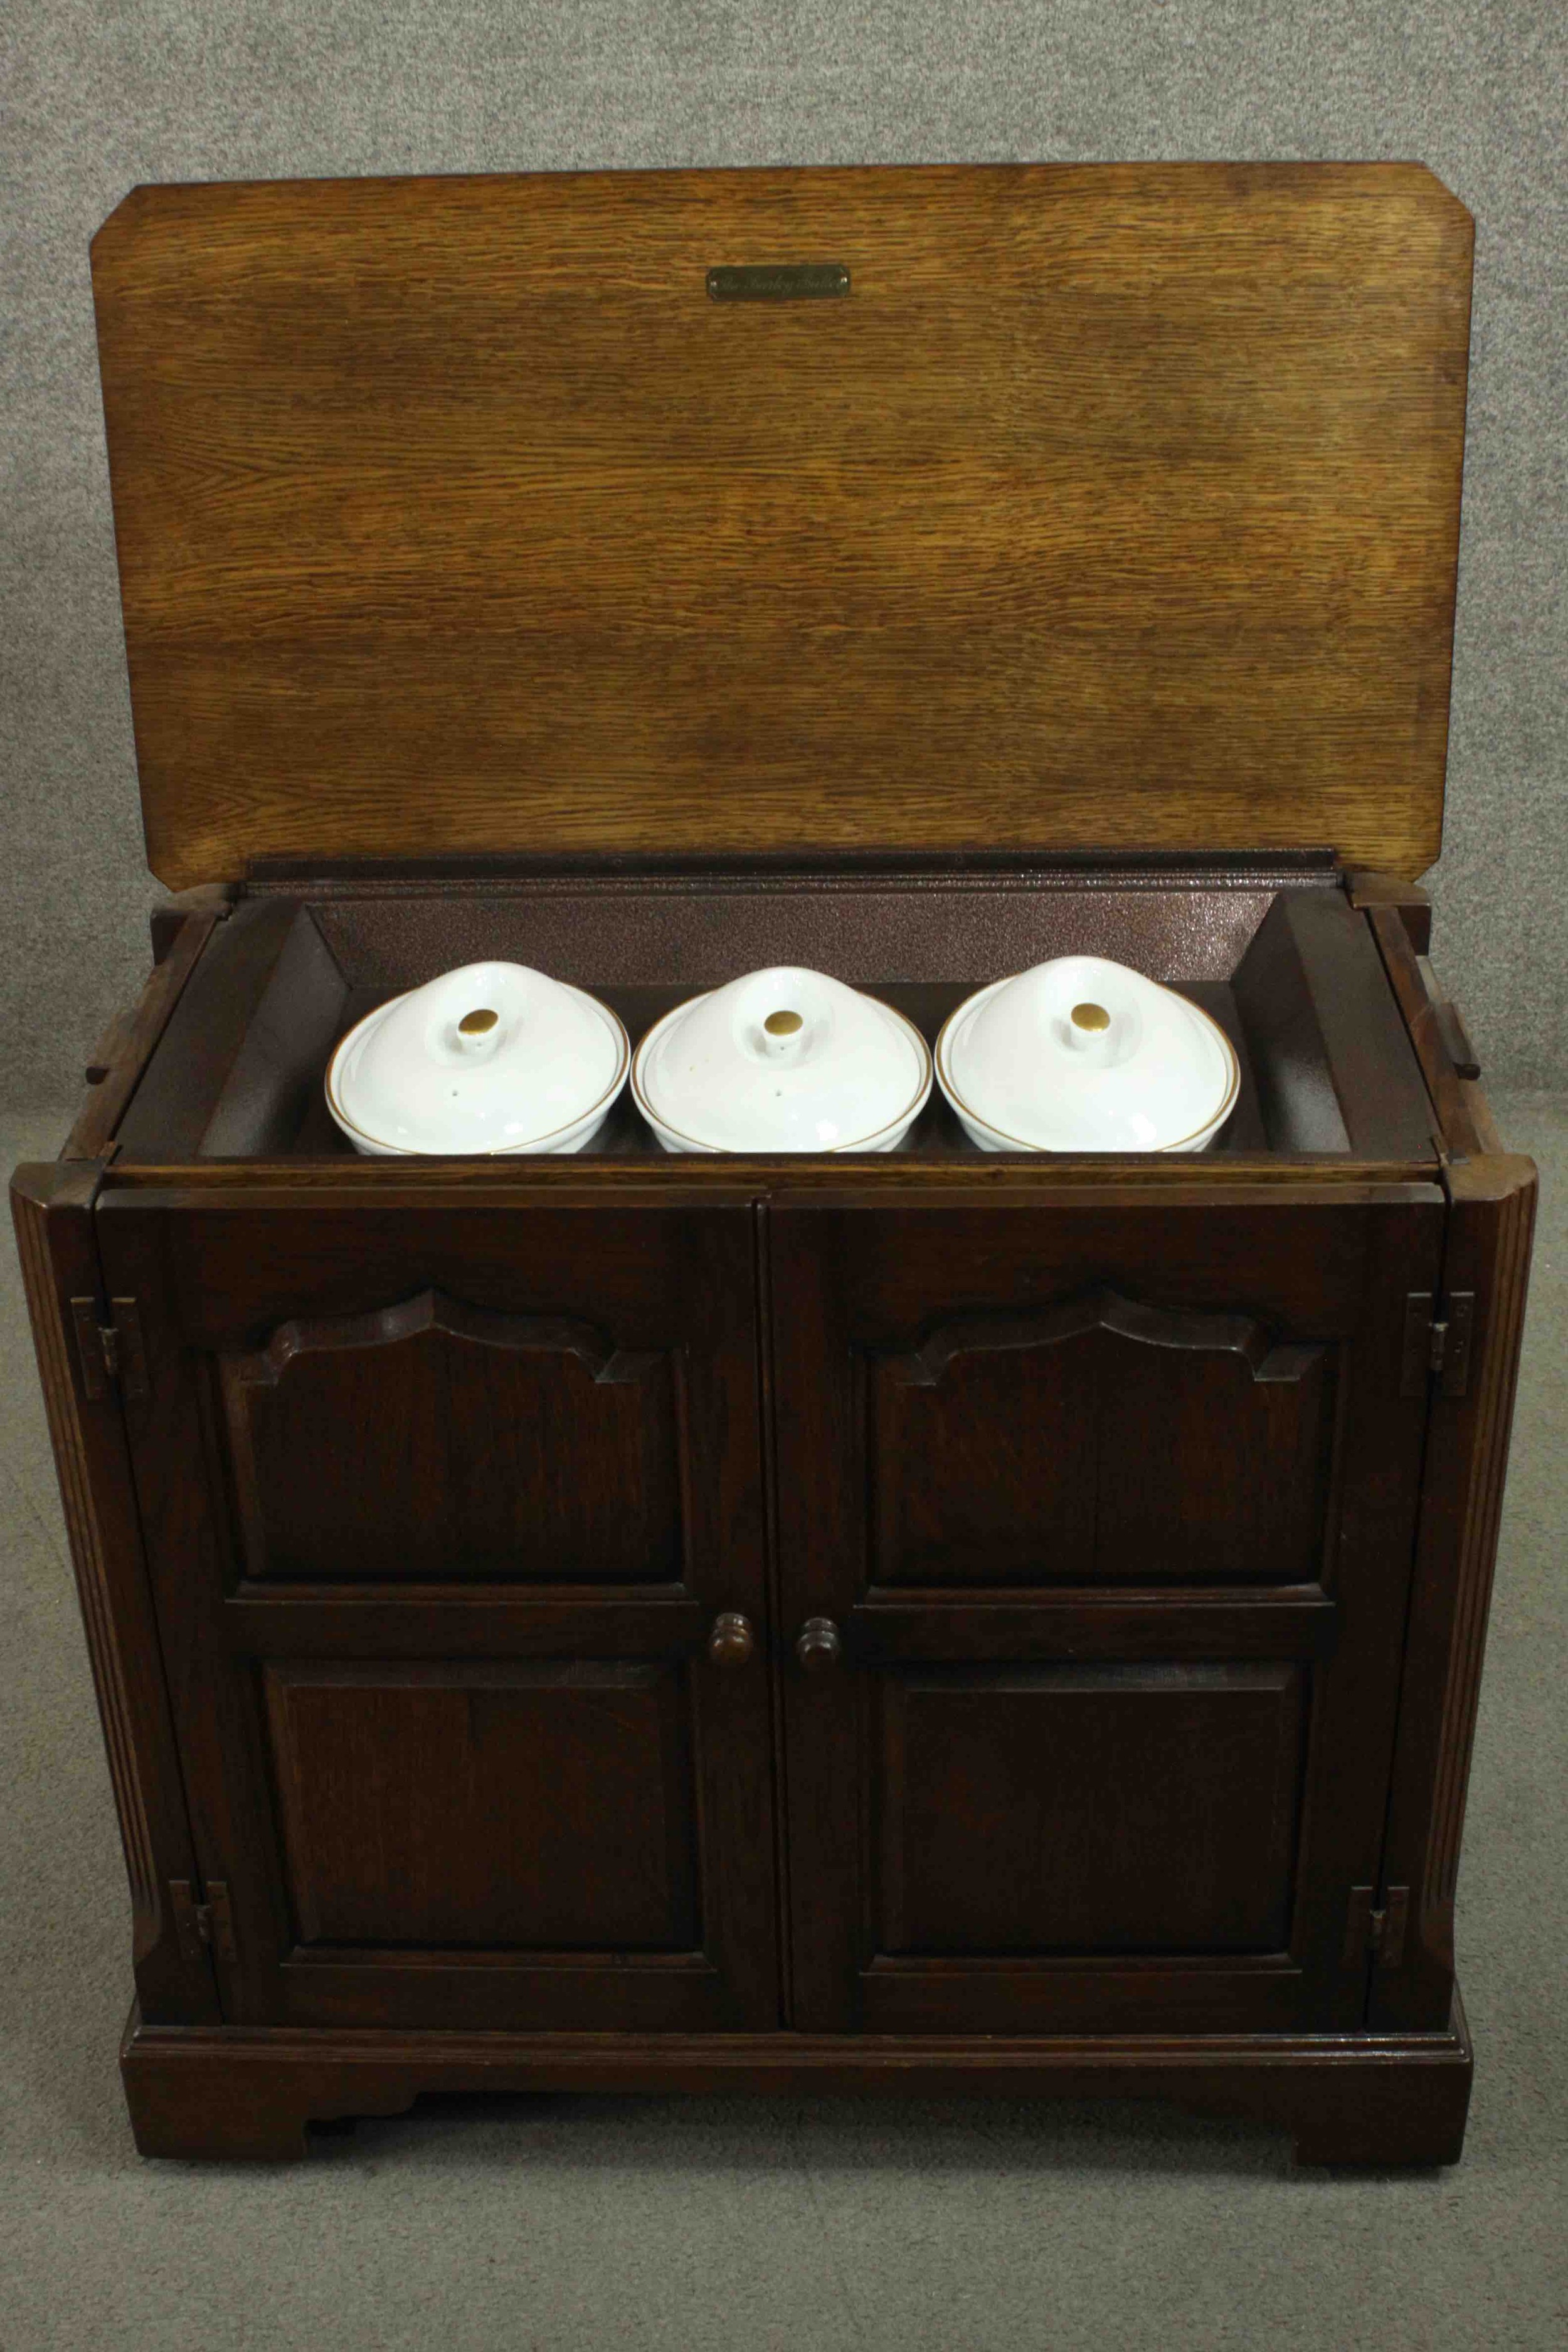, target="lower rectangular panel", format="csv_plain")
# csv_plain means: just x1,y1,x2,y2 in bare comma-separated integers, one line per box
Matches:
240,1652,775,2032
265,1660,697,1951
850,1659,1313,2034
875,1663,1306,1957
